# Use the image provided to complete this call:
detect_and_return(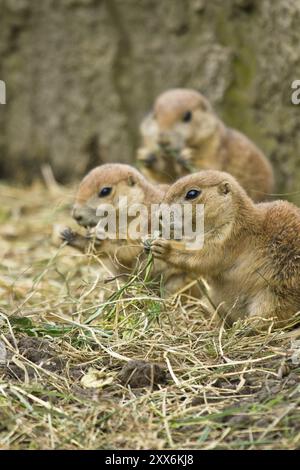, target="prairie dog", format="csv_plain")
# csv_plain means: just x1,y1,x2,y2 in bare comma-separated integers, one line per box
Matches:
150,170,300,326
61,164,199,296
137,89,274,202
